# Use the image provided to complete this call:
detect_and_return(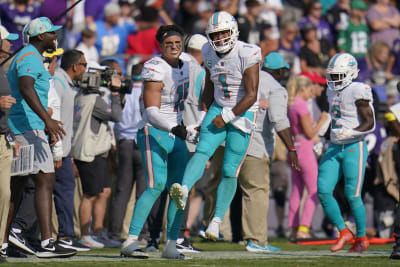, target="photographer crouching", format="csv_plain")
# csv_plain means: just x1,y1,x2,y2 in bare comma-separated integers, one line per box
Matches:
71,63,123,248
